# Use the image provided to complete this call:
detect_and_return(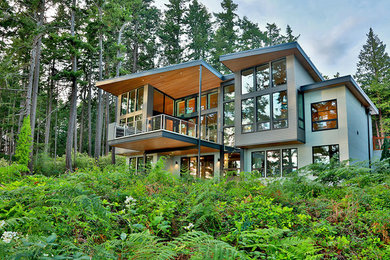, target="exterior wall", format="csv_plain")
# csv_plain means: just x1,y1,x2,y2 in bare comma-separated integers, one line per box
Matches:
302,85,349,165
345,88,371,163
234,55,300,147
243,85,351,171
